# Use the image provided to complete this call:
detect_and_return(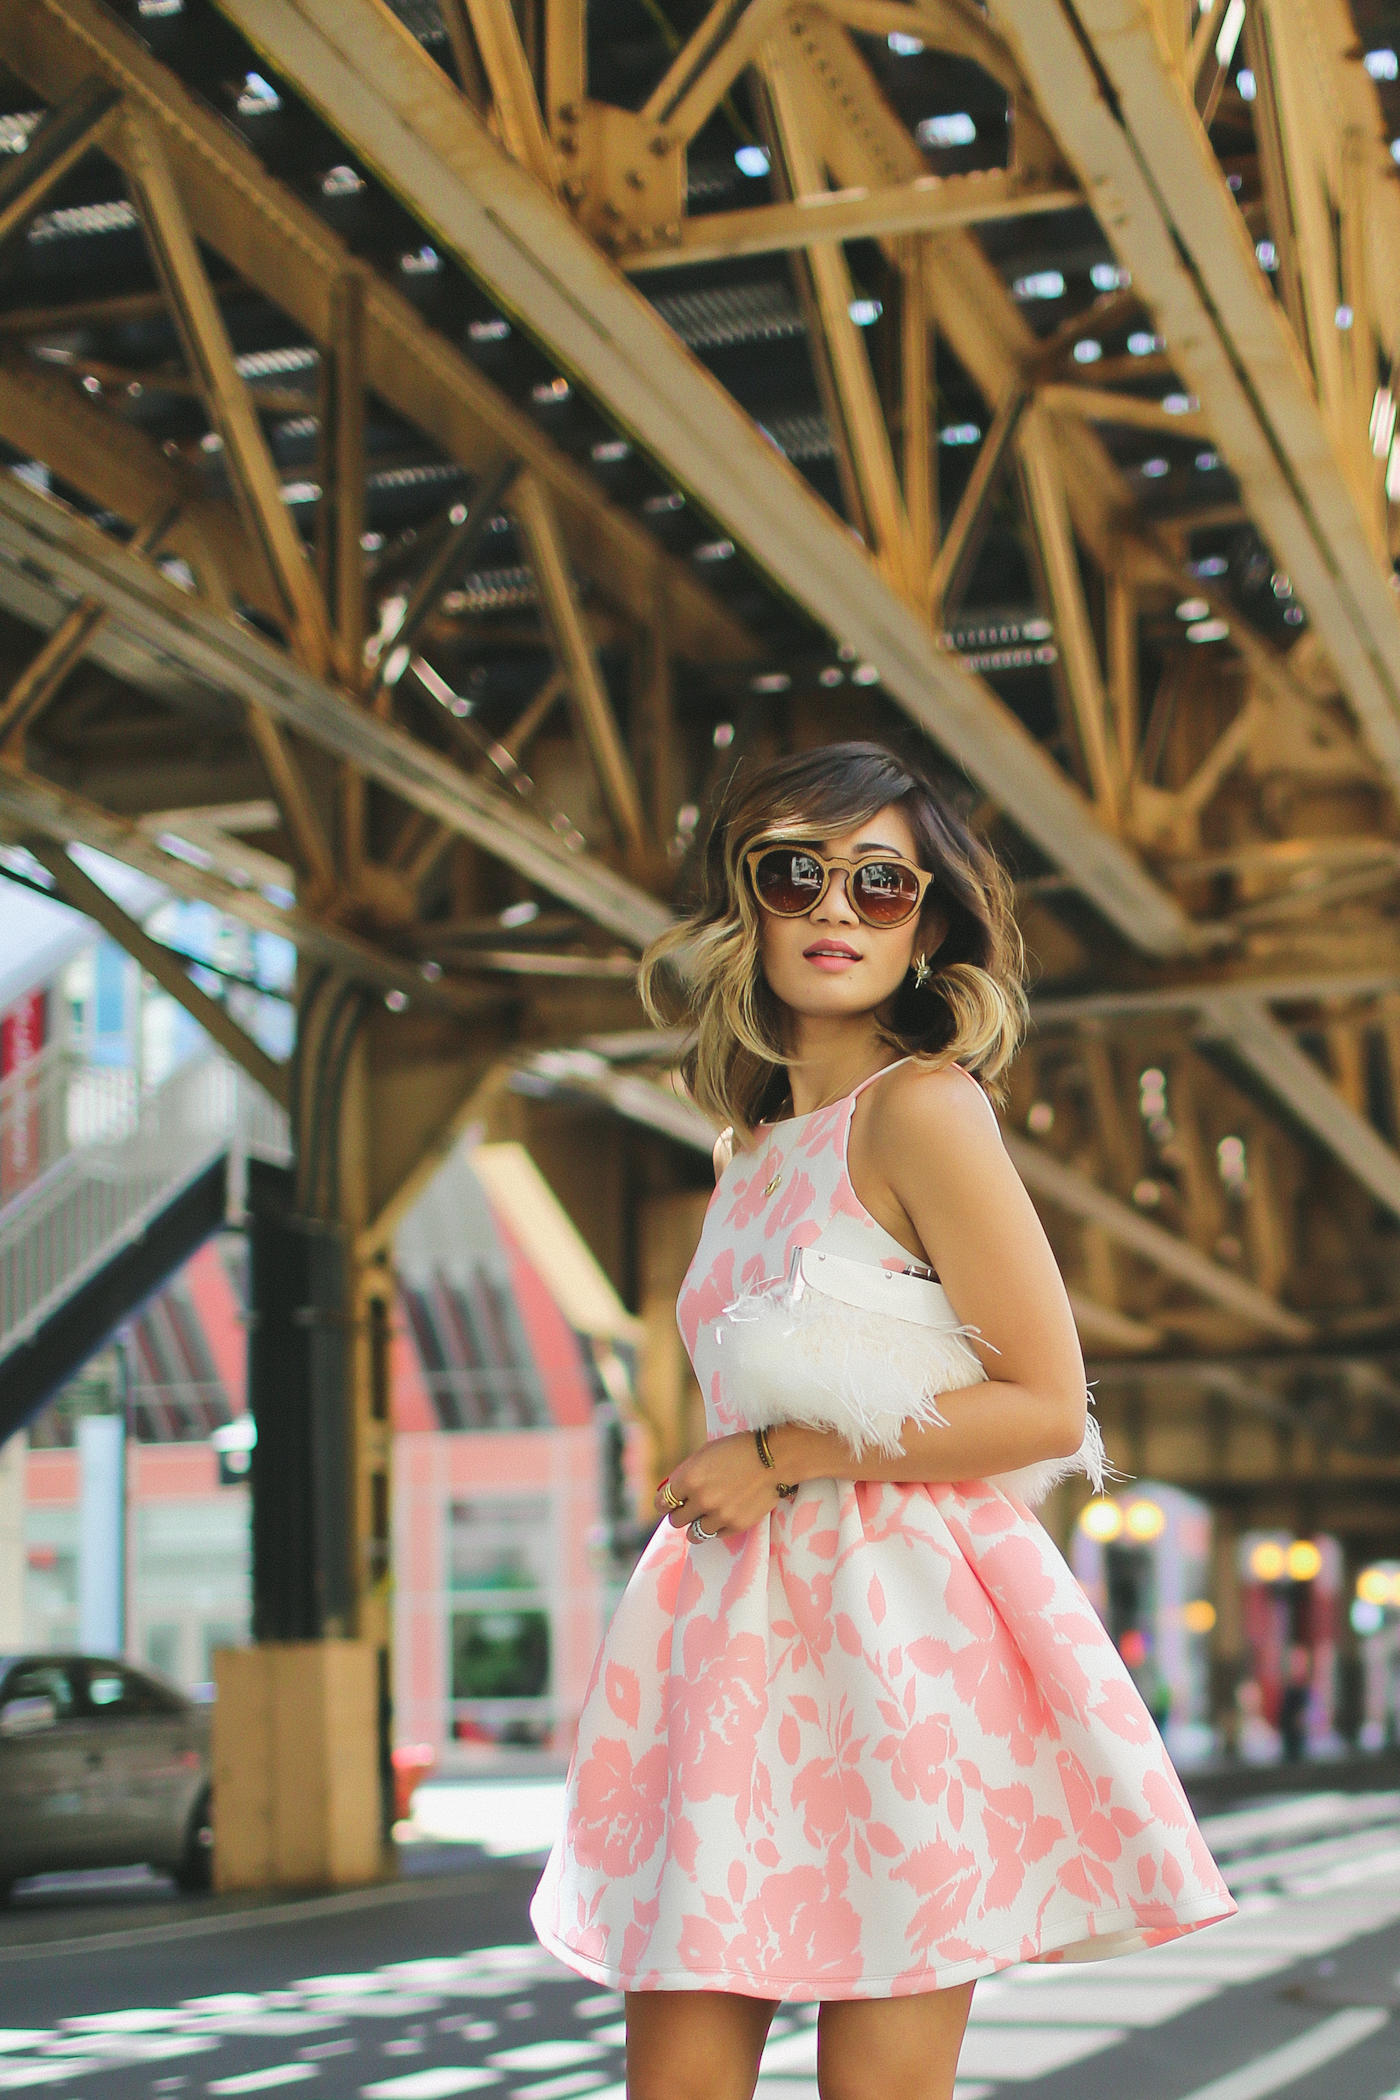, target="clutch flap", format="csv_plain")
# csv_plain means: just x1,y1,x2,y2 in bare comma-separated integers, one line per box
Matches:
795,1246,959,1328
